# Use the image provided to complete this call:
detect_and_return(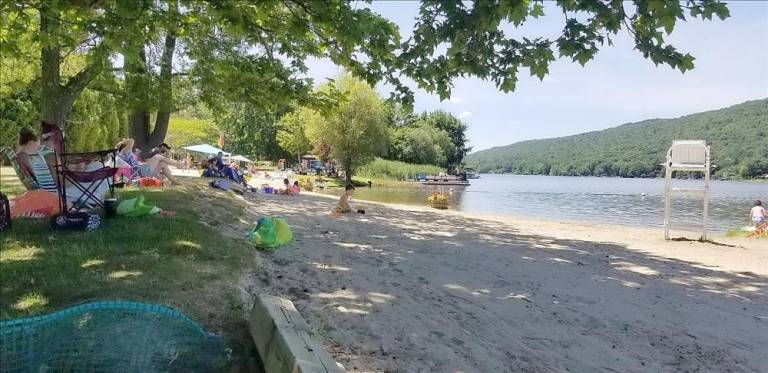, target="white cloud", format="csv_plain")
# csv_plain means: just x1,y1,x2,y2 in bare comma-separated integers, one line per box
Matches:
448,96,463,104
458,111,472,119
